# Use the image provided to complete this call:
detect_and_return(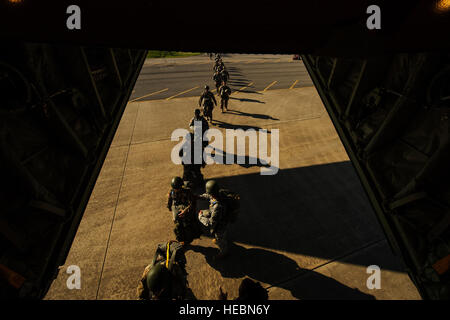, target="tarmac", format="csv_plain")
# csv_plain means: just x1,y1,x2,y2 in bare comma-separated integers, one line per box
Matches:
131,54,311,102
45,85,421,300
